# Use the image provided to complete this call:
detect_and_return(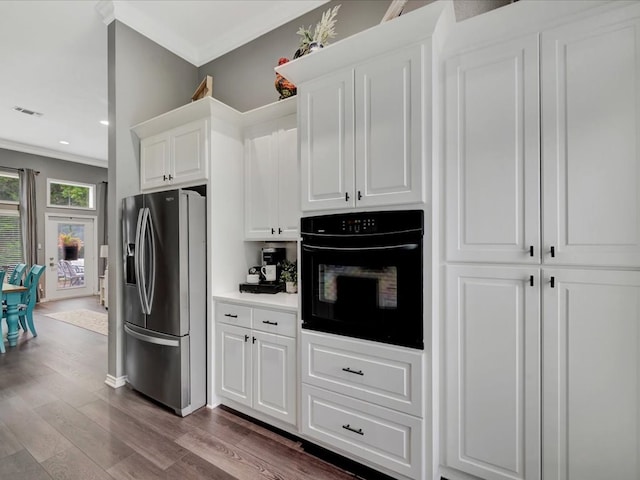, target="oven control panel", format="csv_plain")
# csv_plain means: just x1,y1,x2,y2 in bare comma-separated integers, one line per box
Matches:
340,217,377,234
302,210,424,236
